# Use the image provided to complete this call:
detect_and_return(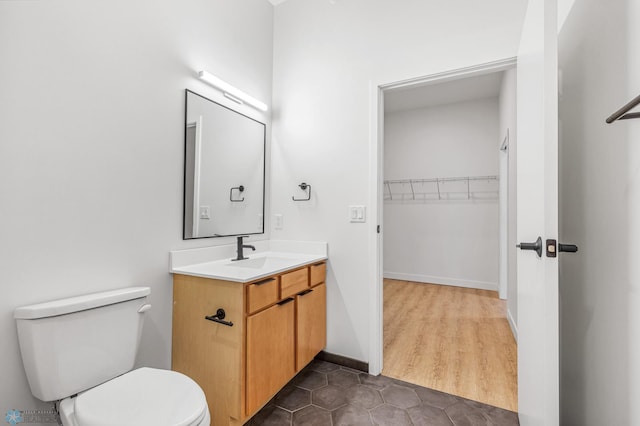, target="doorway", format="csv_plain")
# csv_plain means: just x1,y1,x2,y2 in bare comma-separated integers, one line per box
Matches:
369,58,518,412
